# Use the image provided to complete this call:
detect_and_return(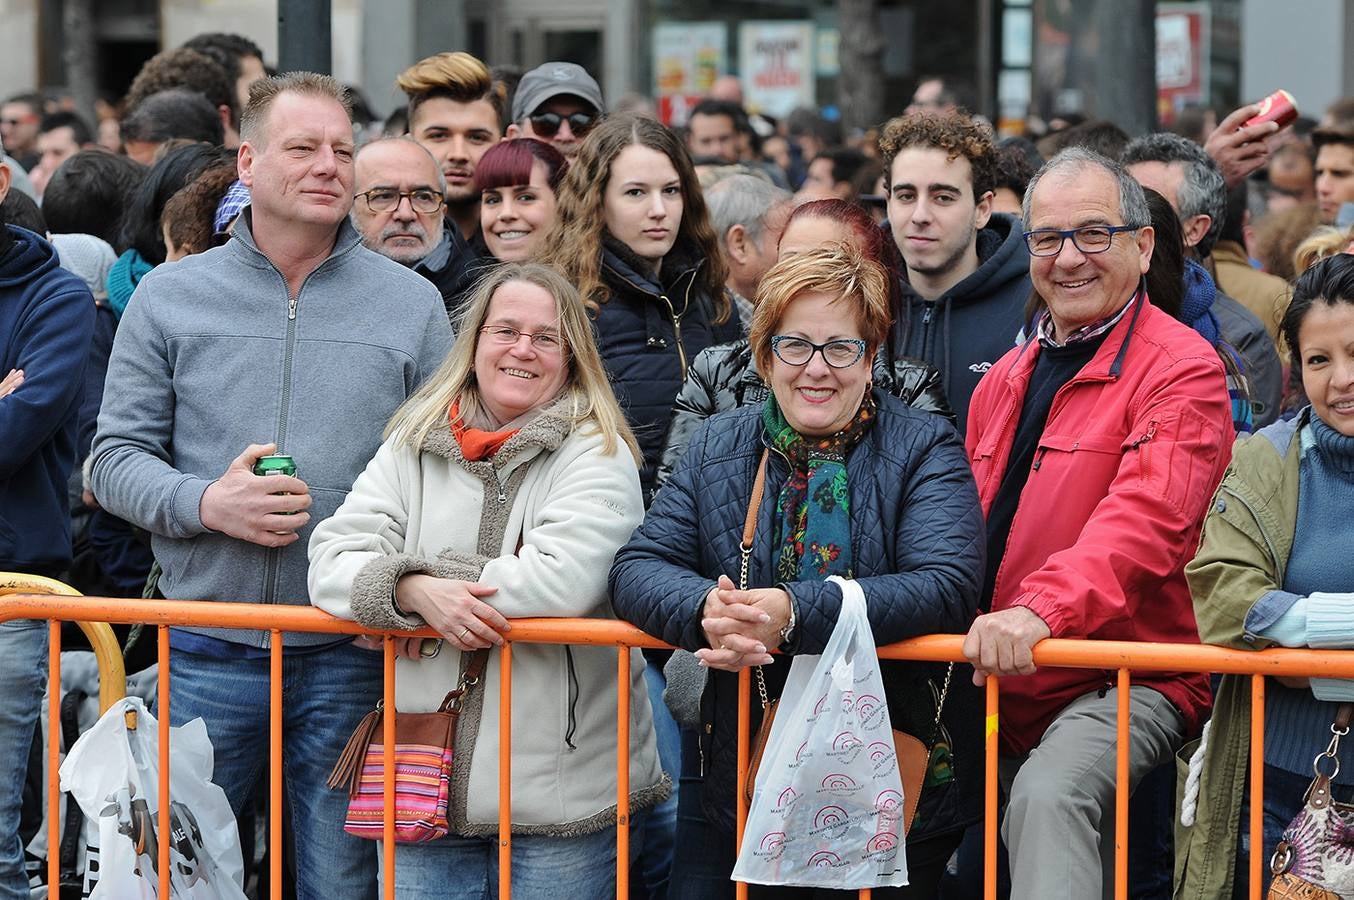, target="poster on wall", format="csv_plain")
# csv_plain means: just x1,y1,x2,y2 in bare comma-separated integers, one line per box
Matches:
1156,3,1211,124
738,21,816,118
652,22,727,125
